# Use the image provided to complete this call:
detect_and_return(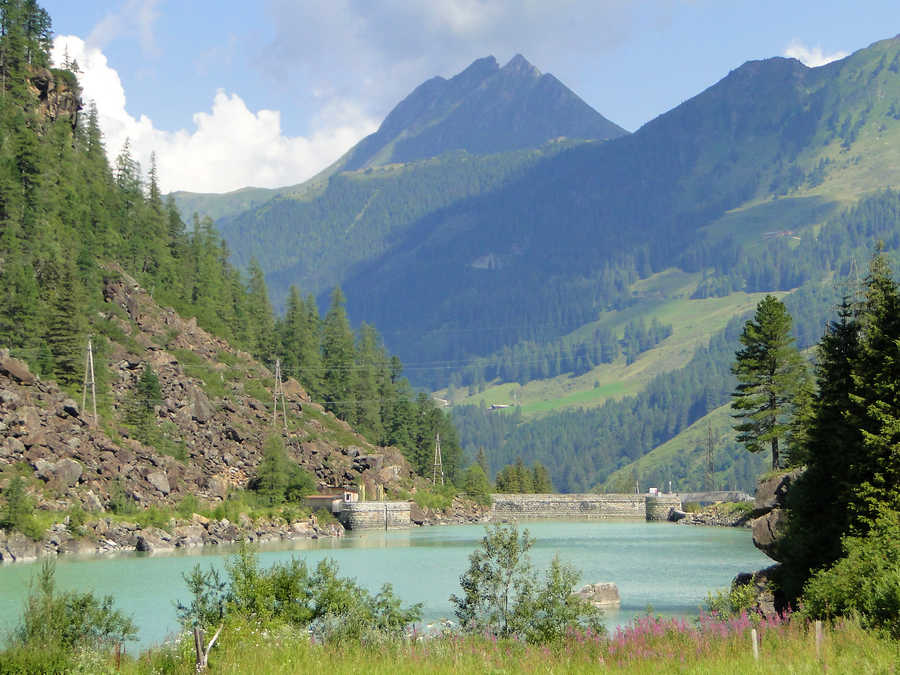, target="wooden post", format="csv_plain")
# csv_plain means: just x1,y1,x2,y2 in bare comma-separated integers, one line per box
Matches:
751,628,759,661
815,620,823,660
193,624,223,671
193,626,205,670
